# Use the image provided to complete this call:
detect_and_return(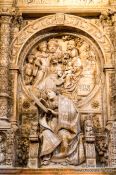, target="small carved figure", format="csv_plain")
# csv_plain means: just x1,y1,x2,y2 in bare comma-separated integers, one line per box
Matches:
33,41,49,86
64,61,74,88
35,88,85,166
48,39,64,63
96,137,108,166
64,40,82,88
85,116,94,137
24,54,35,85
